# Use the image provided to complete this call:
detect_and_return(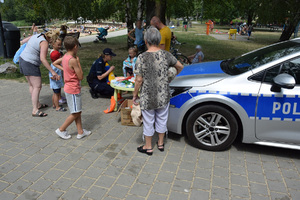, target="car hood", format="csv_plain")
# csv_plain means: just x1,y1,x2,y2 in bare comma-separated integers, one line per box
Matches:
170,60,229,87
177,61,224,77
